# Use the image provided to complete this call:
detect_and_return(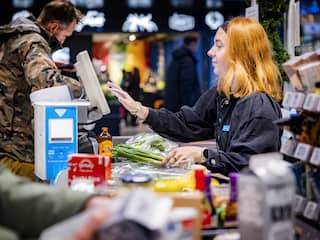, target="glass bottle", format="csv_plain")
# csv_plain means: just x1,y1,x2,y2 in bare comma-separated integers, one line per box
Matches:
97,127,113,158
